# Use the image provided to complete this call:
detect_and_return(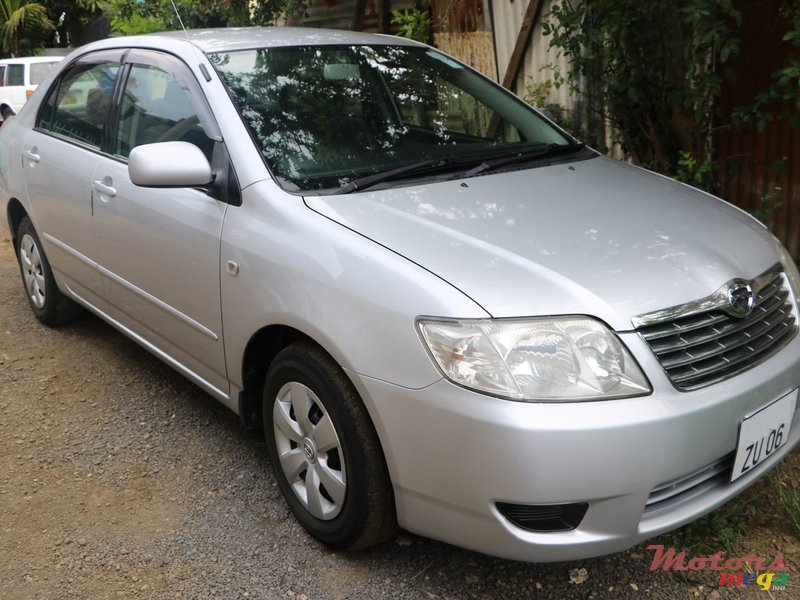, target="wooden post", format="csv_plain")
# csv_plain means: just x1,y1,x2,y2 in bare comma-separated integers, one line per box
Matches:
378,0,391,33
501,0,544,91
351,0,368,31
